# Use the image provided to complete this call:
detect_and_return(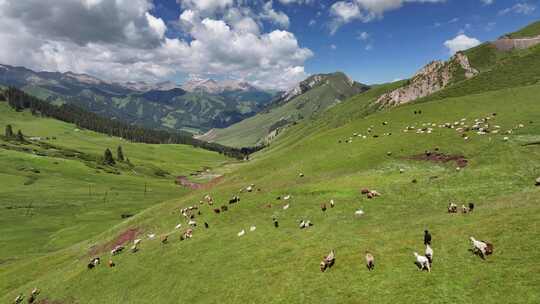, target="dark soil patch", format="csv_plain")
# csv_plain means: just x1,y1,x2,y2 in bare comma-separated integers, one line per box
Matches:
409,153,468,168
88,228,140,256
